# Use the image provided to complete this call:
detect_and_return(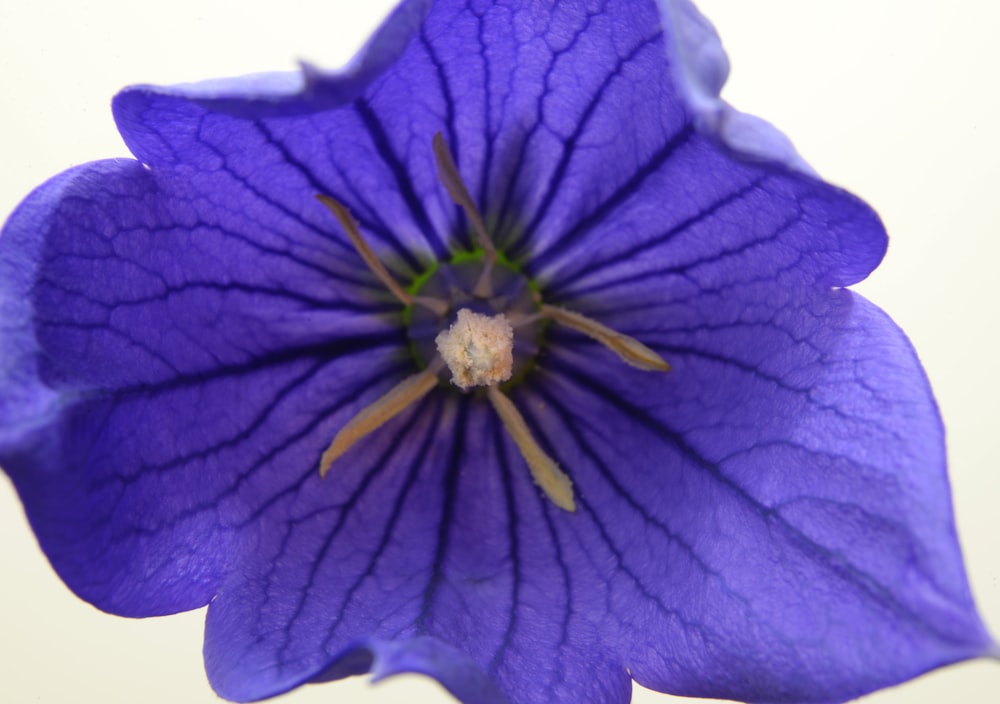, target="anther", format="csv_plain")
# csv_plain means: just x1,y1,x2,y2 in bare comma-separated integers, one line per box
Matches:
319,358,445,477
541,304,670,372
316,194,449,317
488,386,575,512
432,133,496,298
